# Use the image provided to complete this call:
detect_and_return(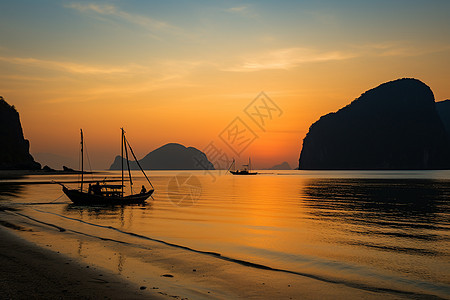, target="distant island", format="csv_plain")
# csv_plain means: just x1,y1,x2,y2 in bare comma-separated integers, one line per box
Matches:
0,96,41,170
299,78,450,170
267,162,292,170
110,143,214,170
32,152,78,171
